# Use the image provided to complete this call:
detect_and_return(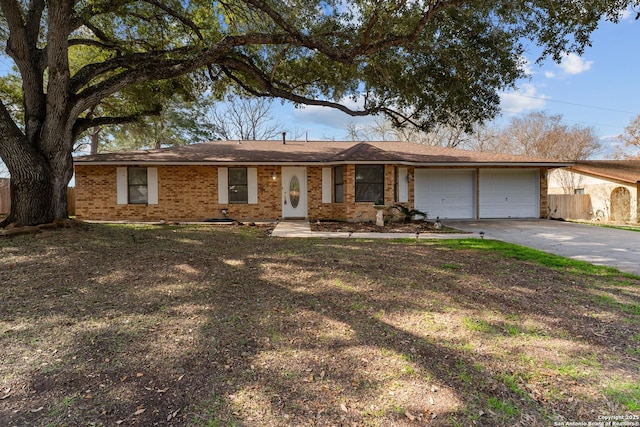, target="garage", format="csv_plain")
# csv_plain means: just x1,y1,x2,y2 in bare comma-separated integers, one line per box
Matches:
479,169,539,218
414,169,475,219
